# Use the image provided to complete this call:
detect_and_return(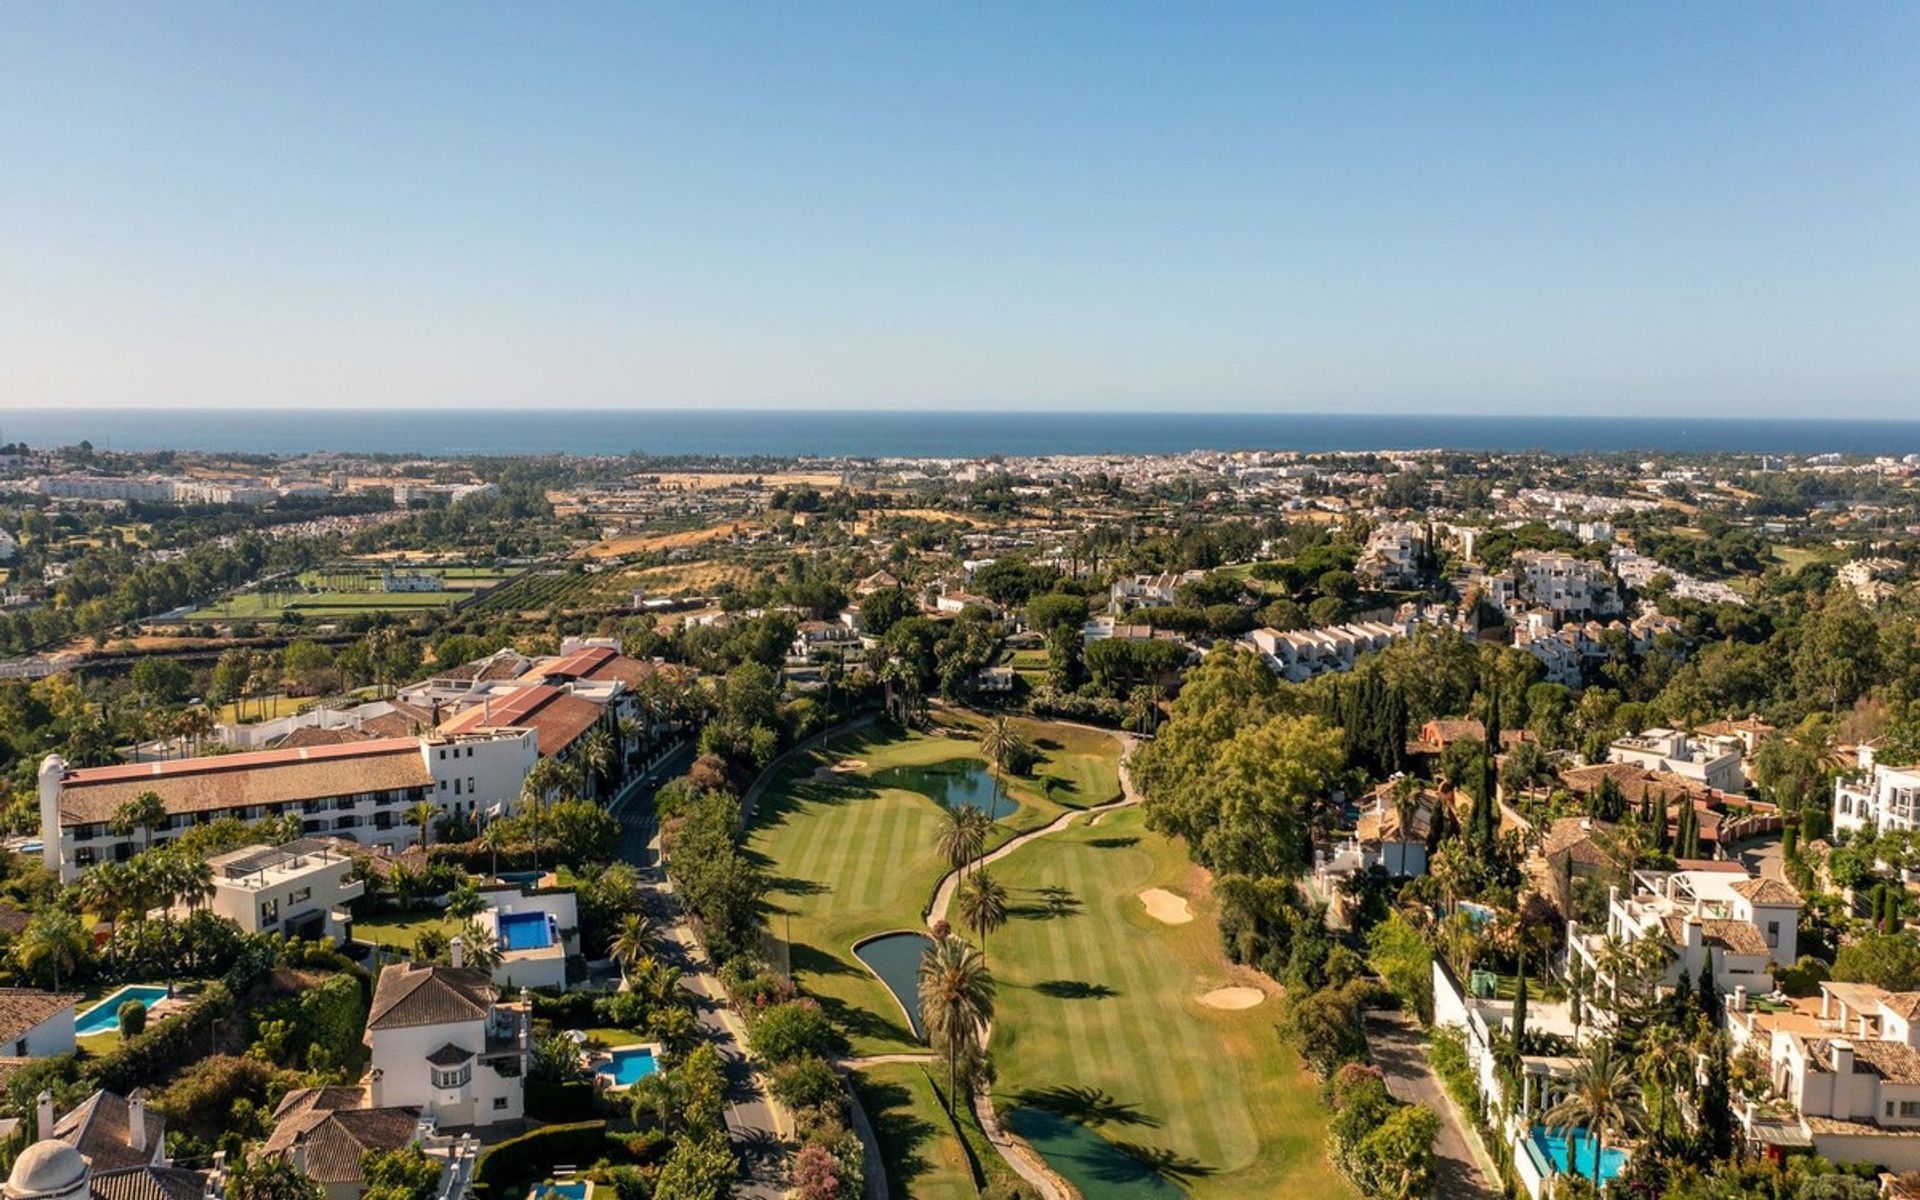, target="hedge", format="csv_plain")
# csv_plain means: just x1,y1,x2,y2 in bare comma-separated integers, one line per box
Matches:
92,982,235,1095
472,1121,608,1199
527,1079,598,1123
